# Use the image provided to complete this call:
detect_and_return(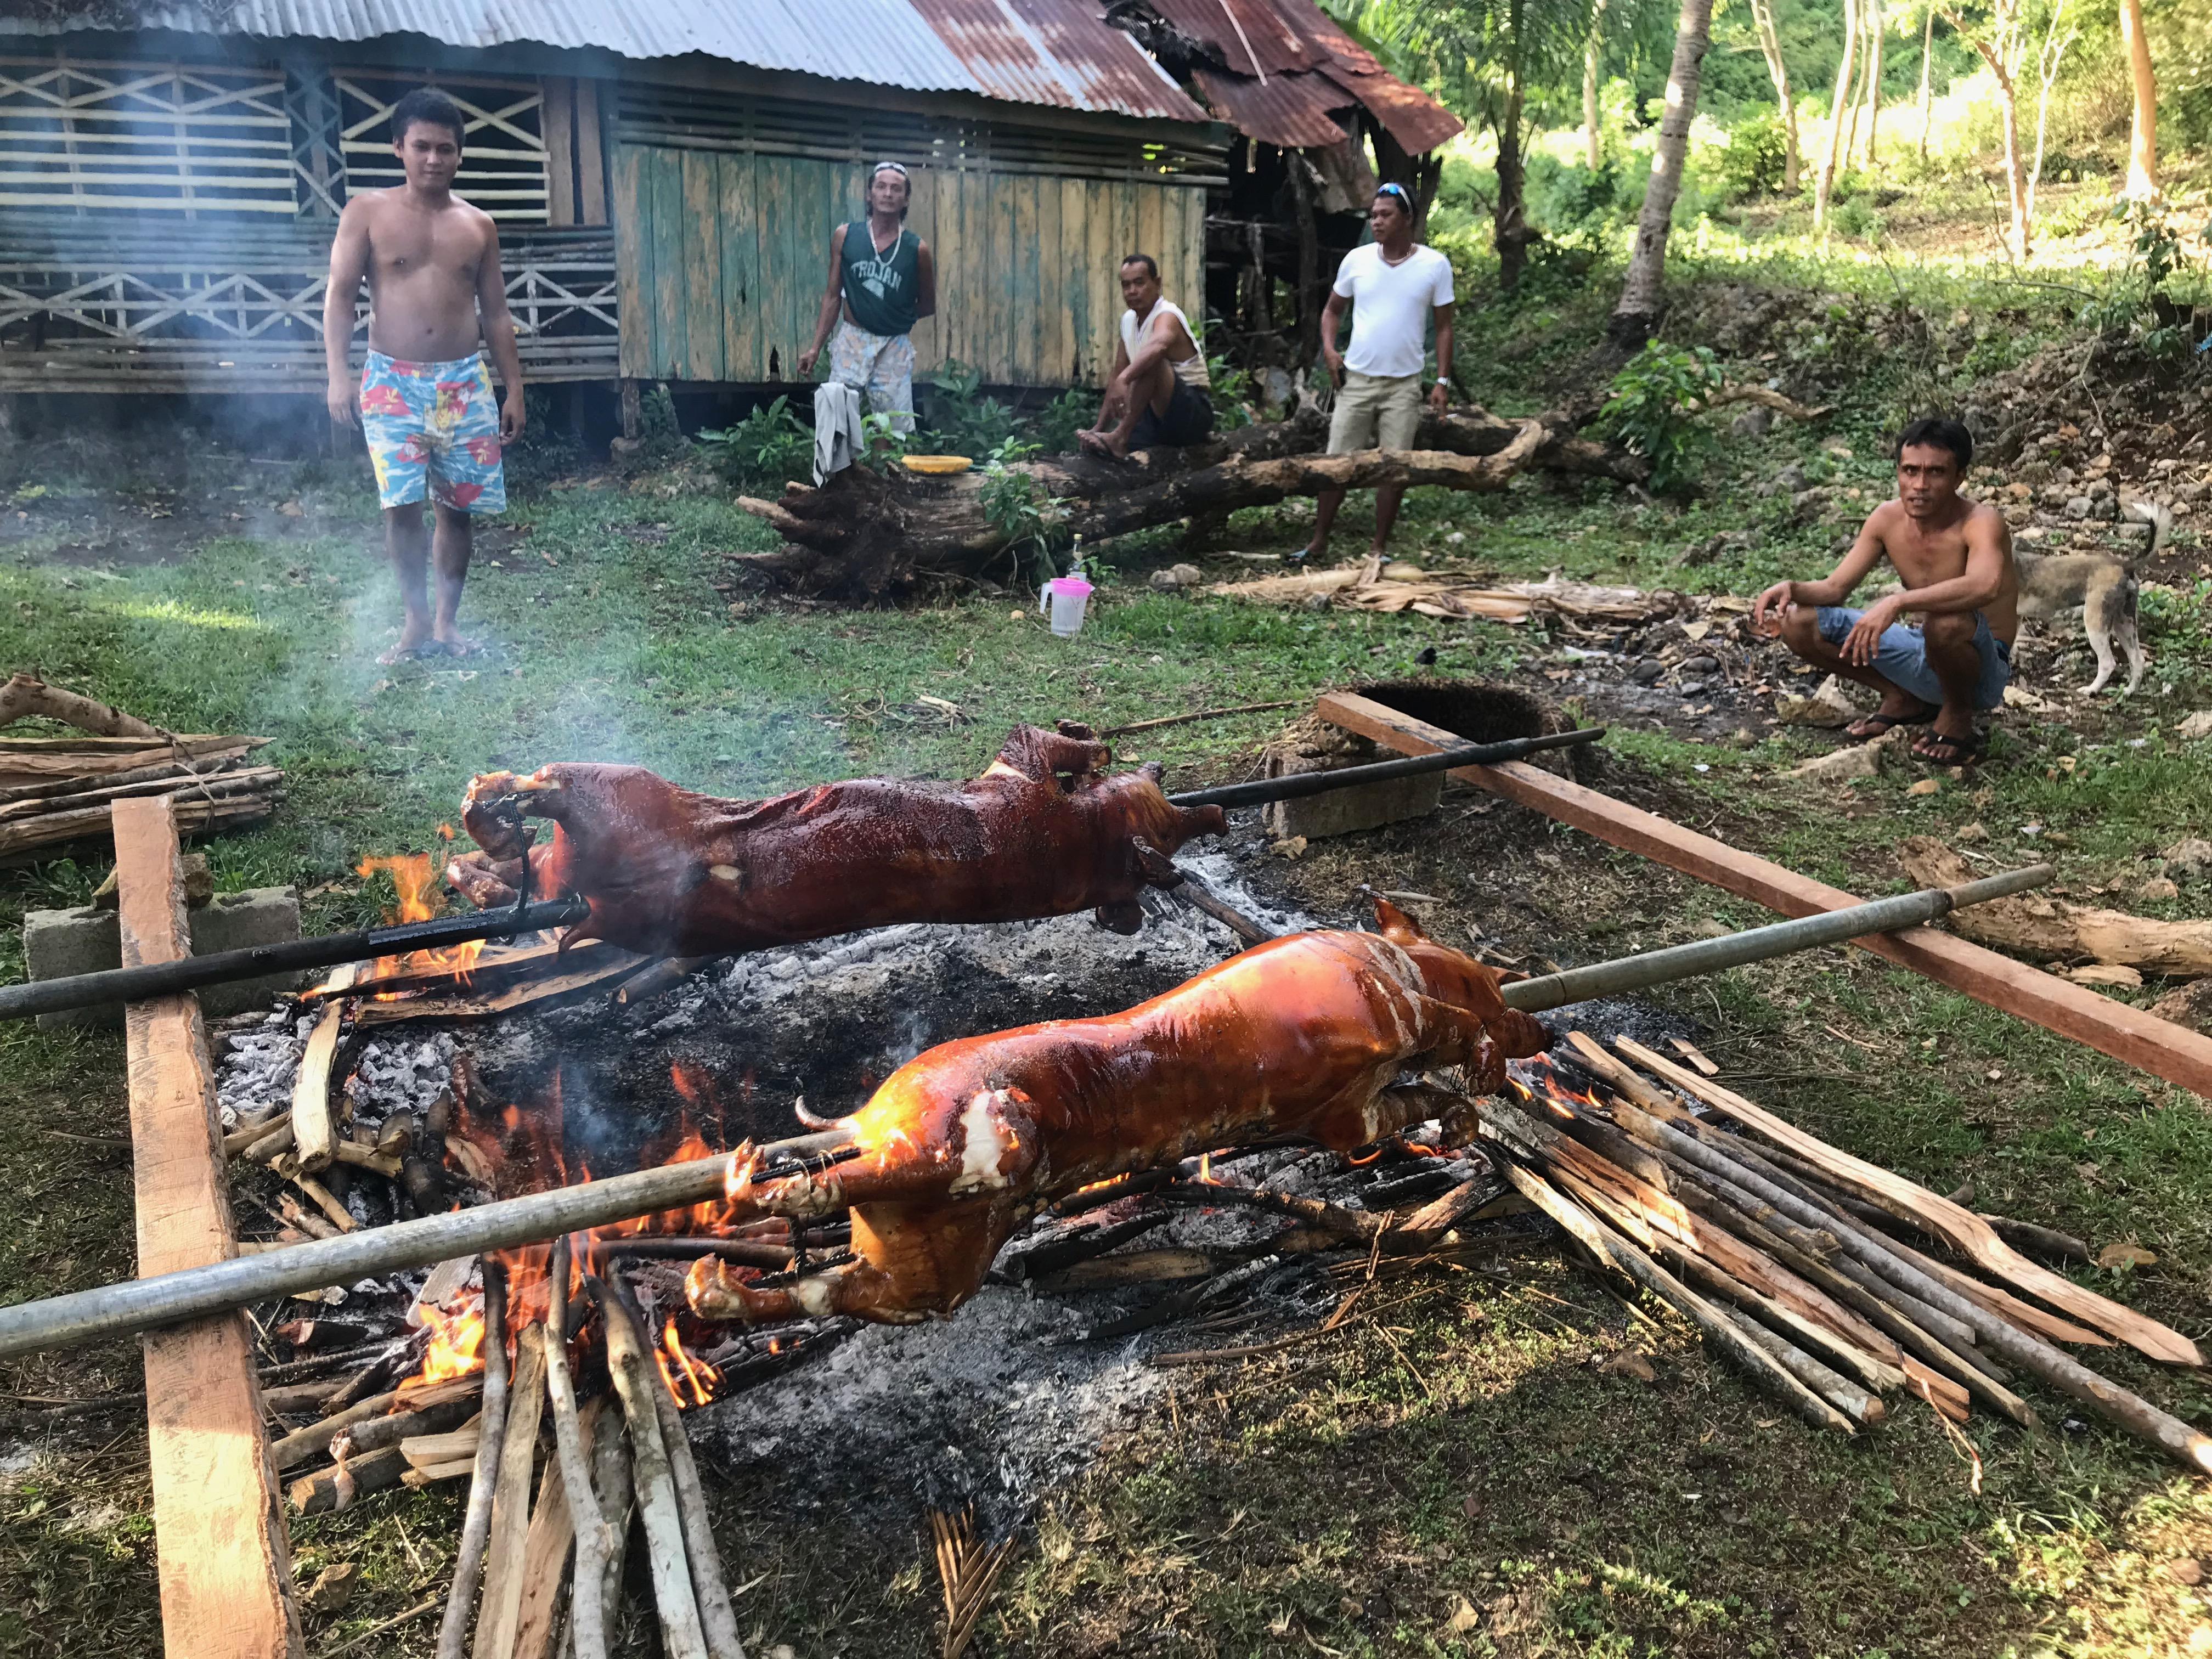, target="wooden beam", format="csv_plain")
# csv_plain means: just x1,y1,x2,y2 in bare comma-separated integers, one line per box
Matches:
1316,691,2212,1101
114,796,303,1659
